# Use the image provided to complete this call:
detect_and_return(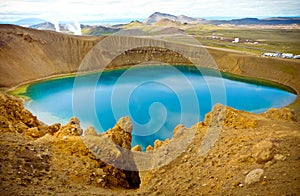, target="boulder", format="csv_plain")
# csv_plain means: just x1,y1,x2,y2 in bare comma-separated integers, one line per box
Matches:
47,123,61,135
132,145,142,152
146,145,154,152
115,116,133,133
82,116,140,188
84,126,98,136
105,117,133,150
54,117,83,137
252,140,274,163
25,127,40,138
204,104,257,128
245,168,264,185
173,124,186,137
